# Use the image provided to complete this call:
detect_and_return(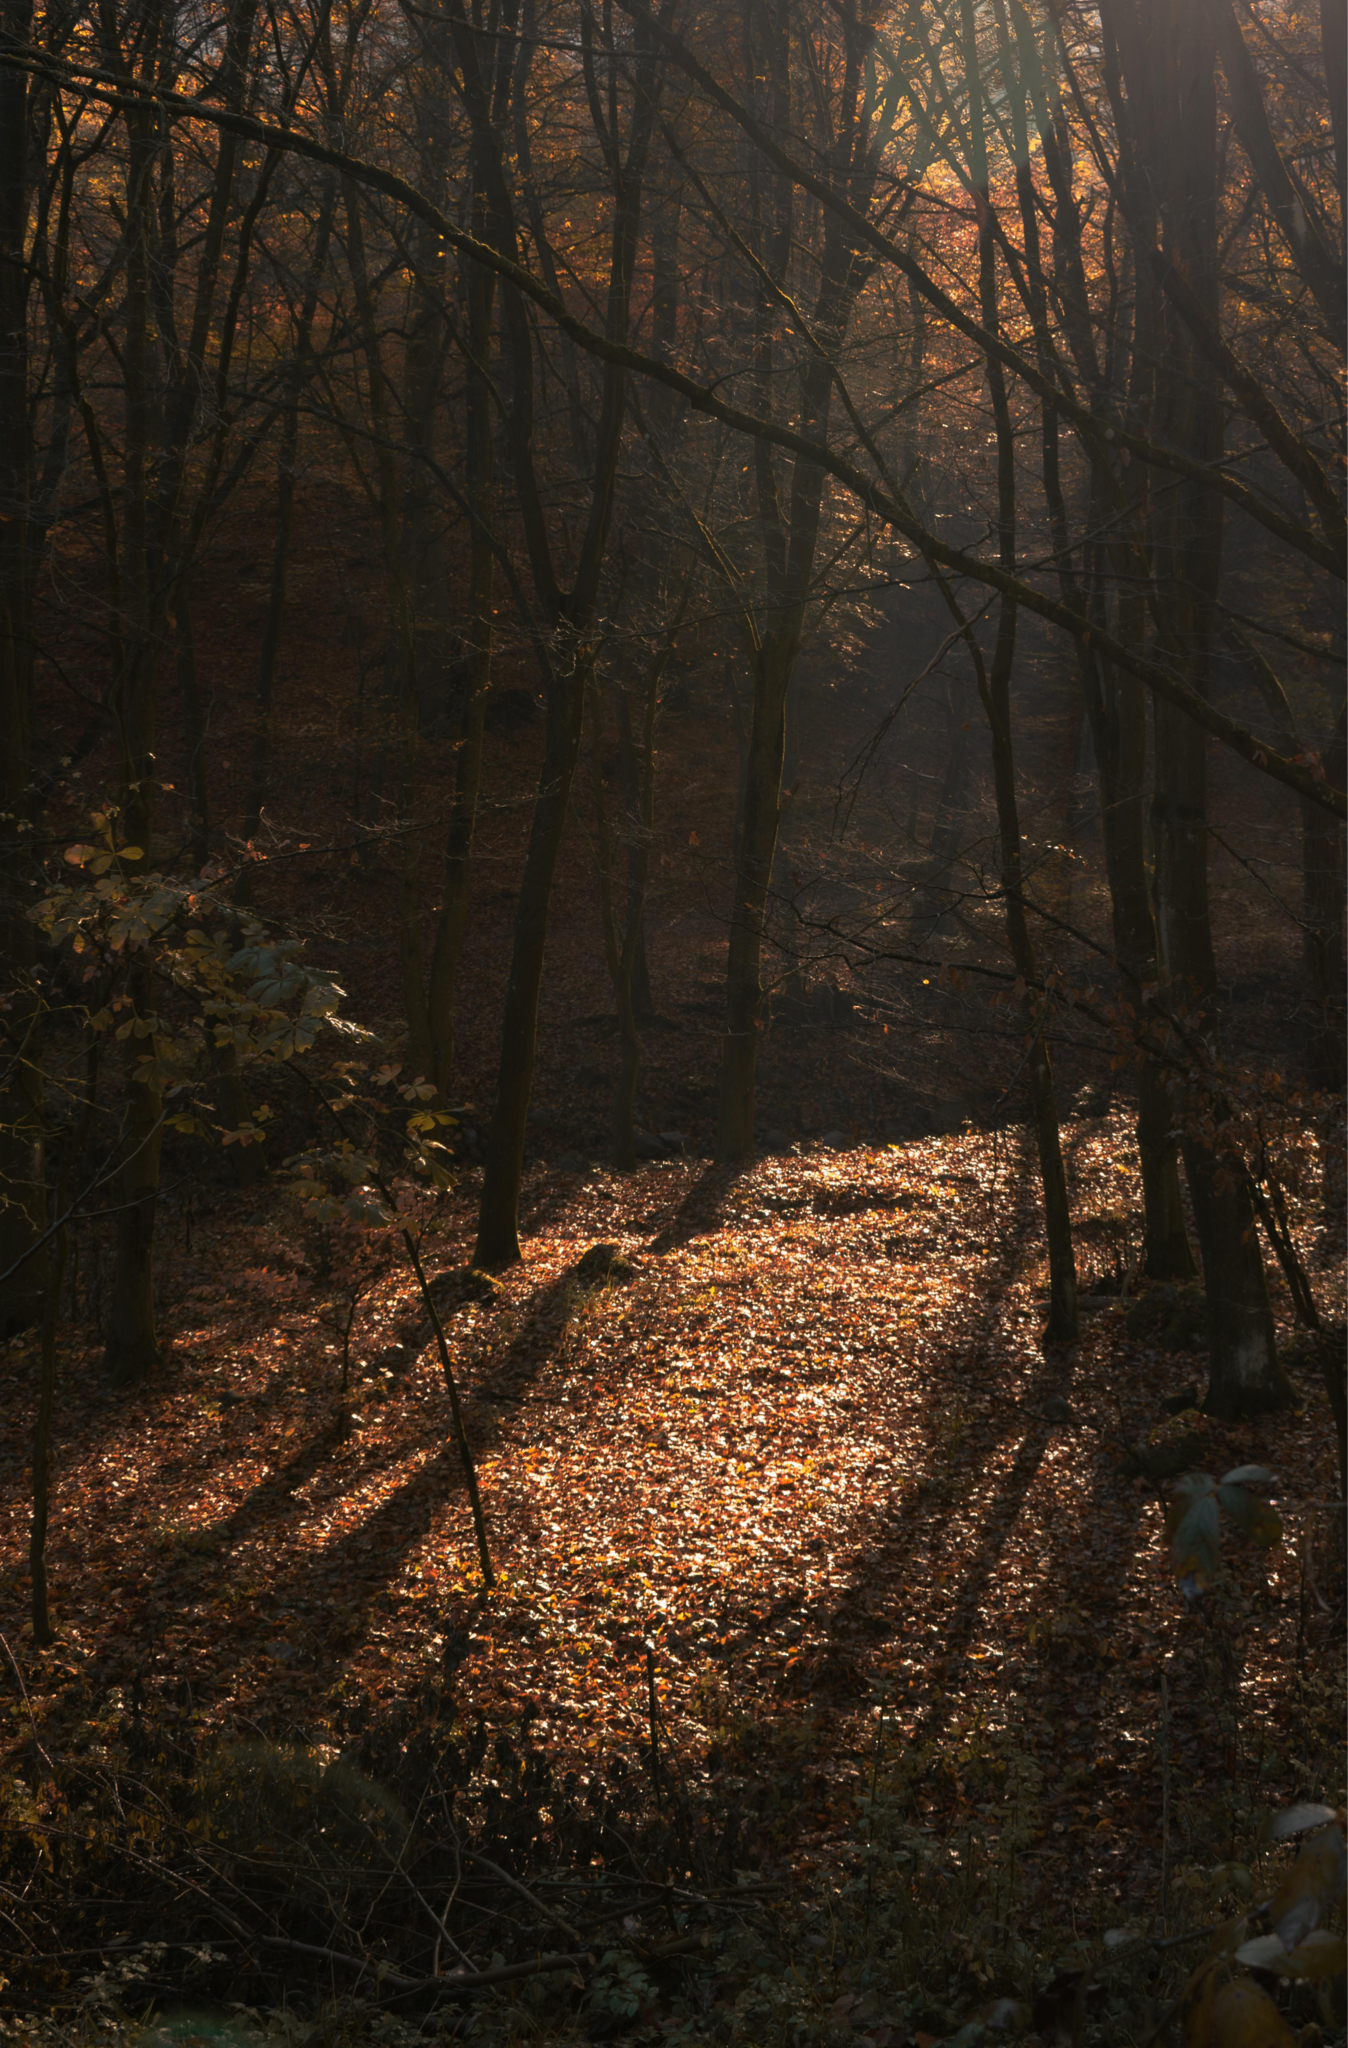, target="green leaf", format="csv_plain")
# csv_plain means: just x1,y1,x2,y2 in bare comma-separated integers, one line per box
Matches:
1269,1825,1347,1949
1217,1485,1282,1547
1237,1930,1347,1981
1169,1472,1217,1515
1170,1493,1220,1587
1264,1804,1339,1842
1221,1464,1276,1488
